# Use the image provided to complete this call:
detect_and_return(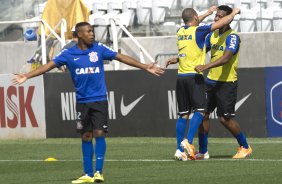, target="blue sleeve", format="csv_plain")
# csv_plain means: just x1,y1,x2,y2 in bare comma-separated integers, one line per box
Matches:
53,49,69,67
99,43,118,60
205,32,212,52
196,24,212,49
225,34,240,54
